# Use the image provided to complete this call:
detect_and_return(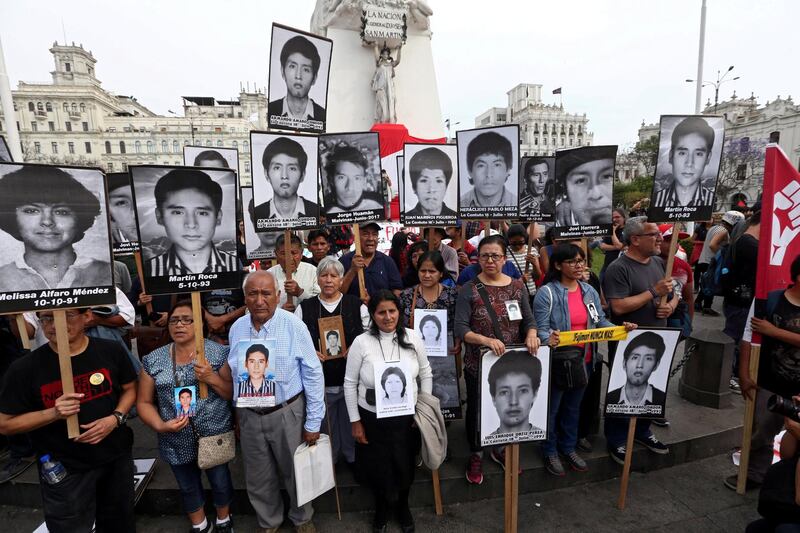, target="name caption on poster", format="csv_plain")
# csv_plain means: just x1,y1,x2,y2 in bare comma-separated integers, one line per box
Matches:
662,206,695,219
269,115,322,132
257,216,317,230
0,287,112,308
169,273,218,290
482,428,545,446
606,404,663,416
558,225,601,238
